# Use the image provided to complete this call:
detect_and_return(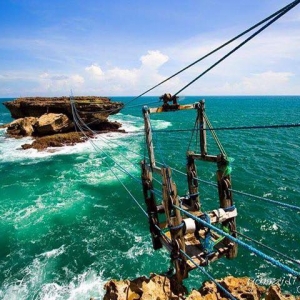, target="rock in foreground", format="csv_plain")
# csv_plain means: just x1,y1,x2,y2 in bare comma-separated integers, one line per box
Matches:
101,274,299,300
